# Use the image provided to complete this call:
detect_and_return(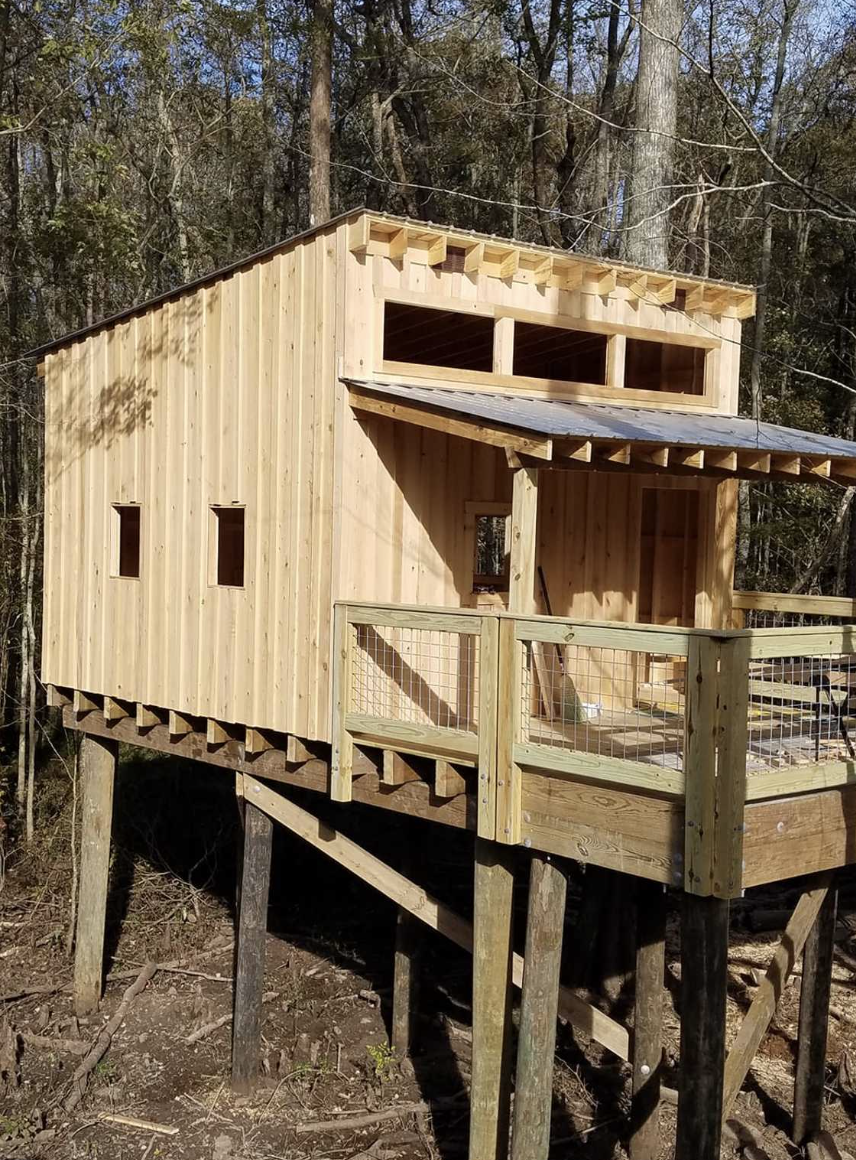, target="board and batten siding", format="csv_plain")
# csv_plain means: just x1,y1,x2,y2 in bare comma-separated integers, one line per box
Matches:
42,224,343,741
